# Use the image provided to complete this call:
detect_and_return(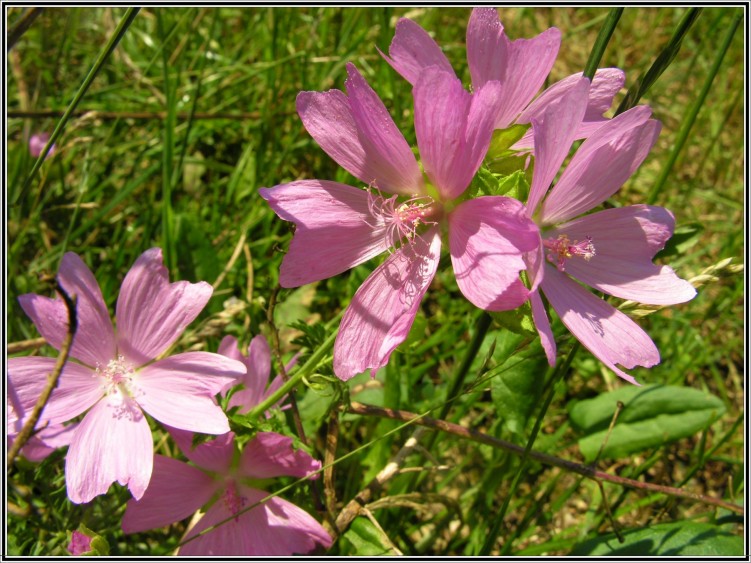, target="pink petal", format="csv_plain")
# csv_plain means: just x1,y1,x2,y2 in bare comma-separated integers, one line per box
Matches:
239,432,322,480
540,106,660,225
136,352,244,434
260,180,393,287
380,17,456,85
179,486,331,556
546,205,696,305
333,227,442,381
19,253,116,367
541,265,660,384
296,65,423,196
169,428,235,474
468,9,561,128
122,454,217,533
414,68,502,201
228,335,272,412
217,335,243,362
526,77,590,216
530,291,557,366
8,356,103,425
448,197,540,311
65,396,153,503
115,248,213,366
